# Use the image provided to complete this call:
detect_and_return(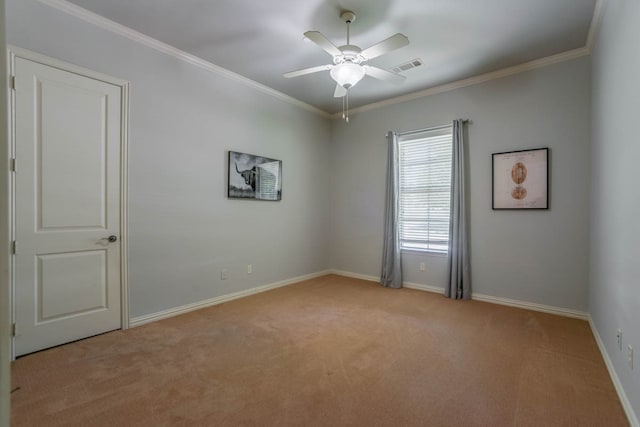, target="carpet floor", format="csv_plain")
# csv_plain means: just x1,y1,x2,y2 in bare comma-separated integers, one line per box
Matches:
11,275,628,426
